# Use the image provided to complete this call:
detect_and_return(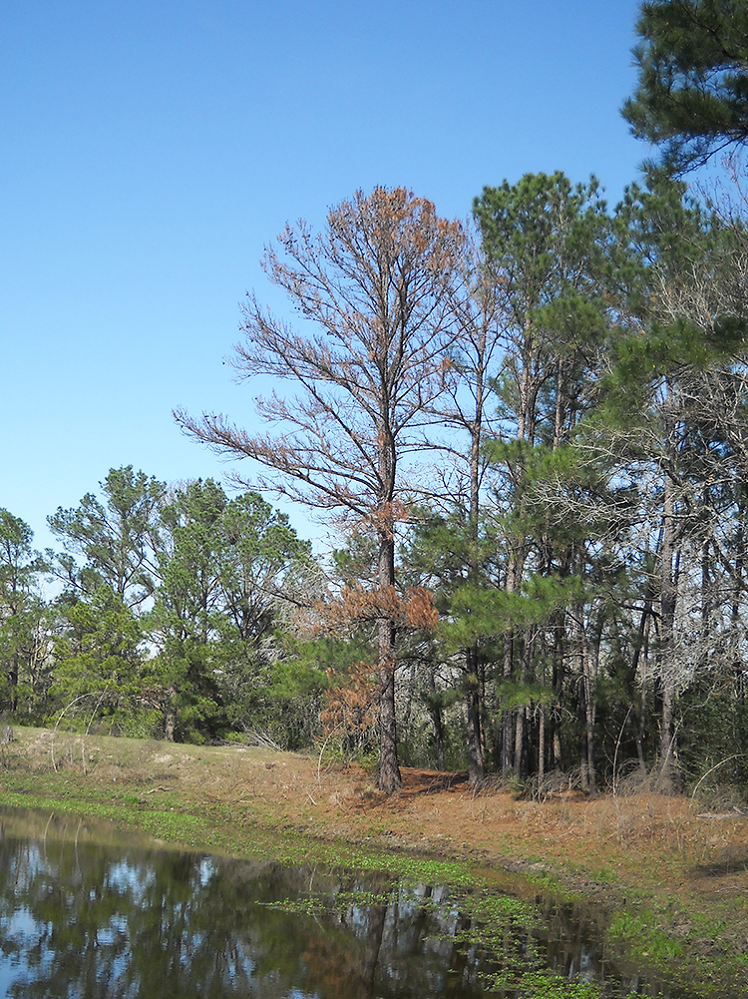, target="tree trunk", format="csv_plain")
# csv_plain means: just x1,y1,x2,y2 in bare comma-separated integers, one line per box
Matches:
551,618,564,769
513,629,535,777
378,647,400,792
538,703,545,781
8,653,18,713
465,360,485,786
427,667,446,771
501,551,521,774
377,531,402,793
501,629,515,774
574,602,597,795
659,467,677,781
164,687,177,742
514,707,525,778
465,646,484,784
